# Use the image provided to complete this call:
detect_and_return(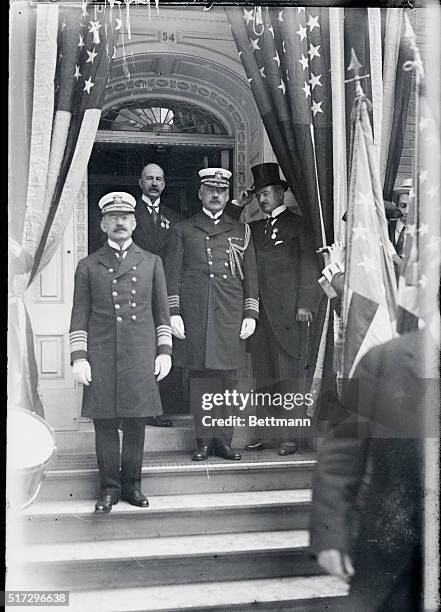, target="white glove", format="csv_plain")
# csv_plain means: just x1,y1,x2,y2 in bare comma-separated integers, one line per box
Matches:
240,317,256,340
155,354,172,382
73,359,92,386
171,315,186,339
234,188,254,208
328,241,344,267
